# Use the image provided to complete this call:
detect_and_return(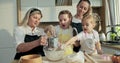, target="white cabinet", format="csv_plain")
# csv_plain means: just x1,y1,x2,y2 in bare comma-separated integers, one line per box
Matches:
21,0,55,7
90,0,102,7
54,6,76,22
37,0,55,7
21,0,37,7
21,0,56,22
20,0,103,22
